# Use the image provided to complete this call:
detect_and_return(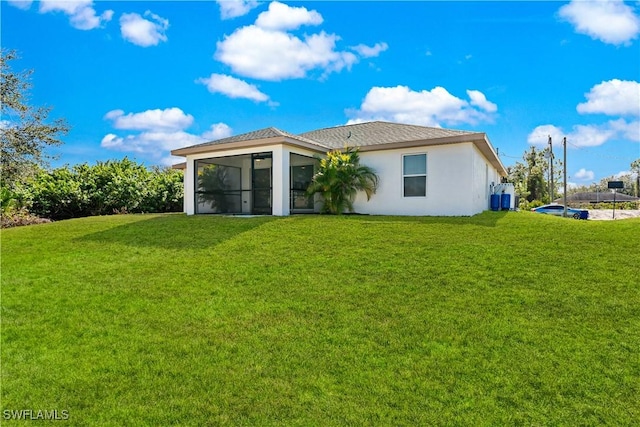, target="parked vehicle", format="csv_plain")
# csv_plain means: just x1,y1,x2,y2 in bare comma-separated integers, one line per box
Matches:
531,204,589,219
